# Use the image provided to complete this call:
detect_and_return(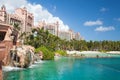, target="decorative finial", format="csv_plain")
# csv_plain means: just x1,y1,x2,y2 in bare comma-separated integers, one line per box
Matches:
1,5,6,11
